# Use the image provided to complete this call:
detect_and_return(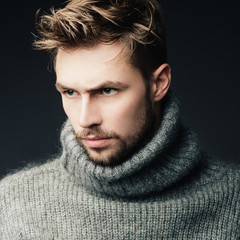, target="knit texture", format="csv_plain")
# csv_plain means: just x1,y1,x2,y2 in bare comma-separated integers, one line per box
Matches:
0,95,240,239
